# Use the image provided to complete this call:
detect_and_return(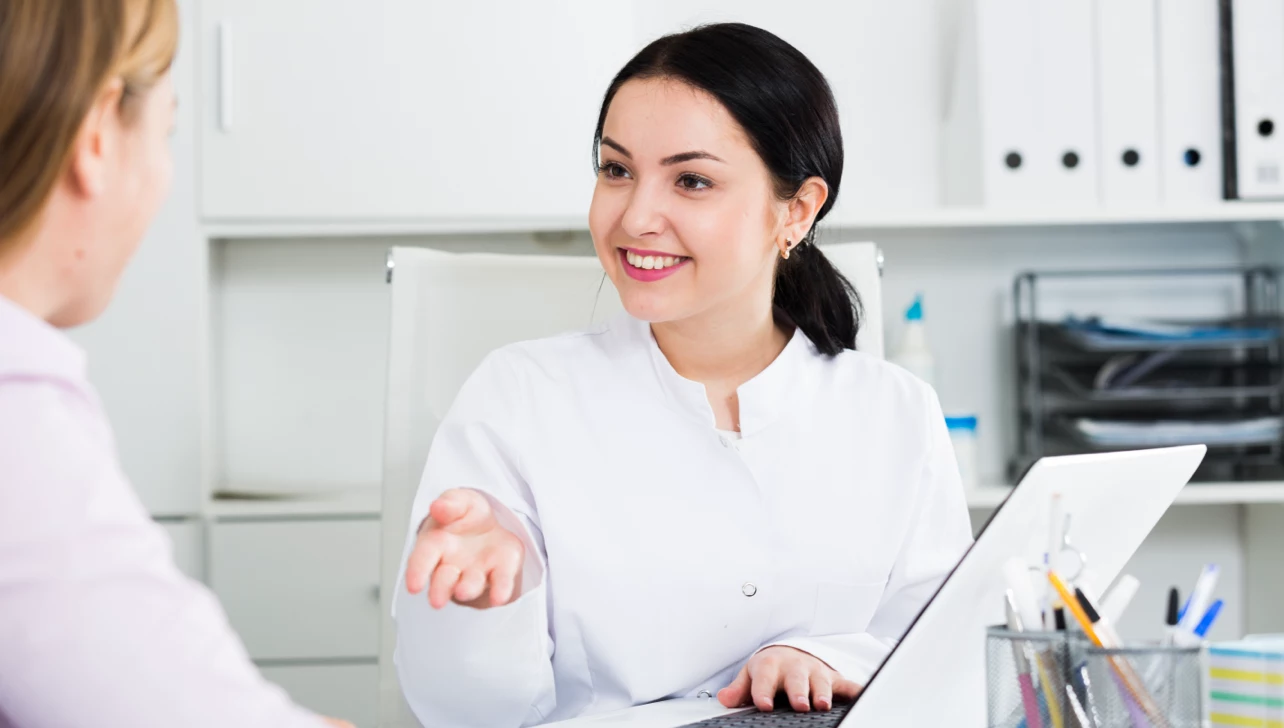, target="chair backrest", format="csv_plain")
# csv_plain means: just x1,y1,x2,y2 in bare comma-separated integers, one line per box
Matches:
376,242,882,725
